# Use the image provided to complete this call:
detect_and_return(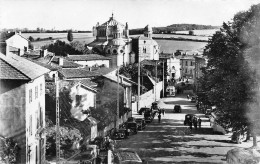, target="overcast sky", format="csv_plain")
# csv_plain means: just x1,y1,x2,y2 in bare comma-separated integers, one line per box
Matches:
0,0,259,31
